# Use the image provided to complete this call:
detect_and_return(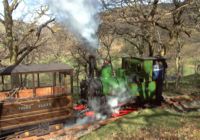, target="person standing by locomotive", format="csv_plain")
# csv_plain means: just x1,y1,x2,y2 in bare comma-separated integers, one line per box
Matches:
153,57,167,105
